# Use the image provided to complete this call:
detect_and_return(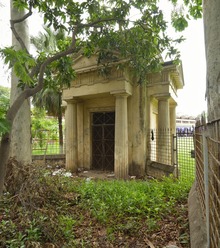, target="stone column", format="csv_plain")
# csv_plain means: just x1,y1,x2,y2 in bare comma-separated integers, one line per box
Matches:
114,93,129,179
157,95,171,164
158,95,170,130
77,102,84,168
65,99,78,172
